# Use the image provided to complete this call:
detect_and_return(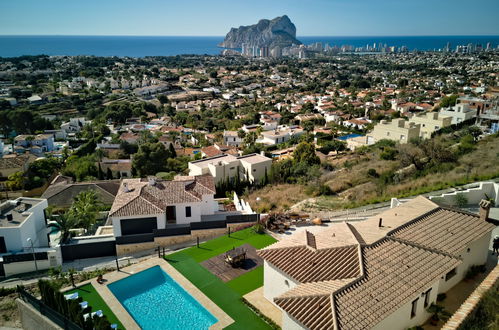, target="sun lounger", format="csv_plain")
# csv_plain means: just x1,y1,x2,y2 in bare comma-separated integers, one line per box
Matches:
79,301,88,309
64,292,78,300
83,310,103,321
111,324,118,329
